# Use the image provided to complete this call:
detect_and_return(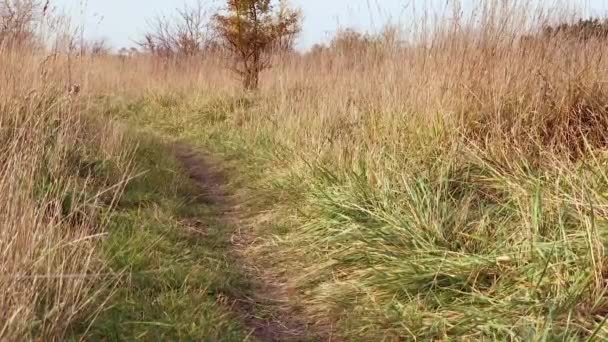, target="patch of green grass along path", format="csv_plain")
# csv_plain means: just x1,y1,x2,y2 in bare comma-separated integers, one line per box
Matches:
86,136,249,341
